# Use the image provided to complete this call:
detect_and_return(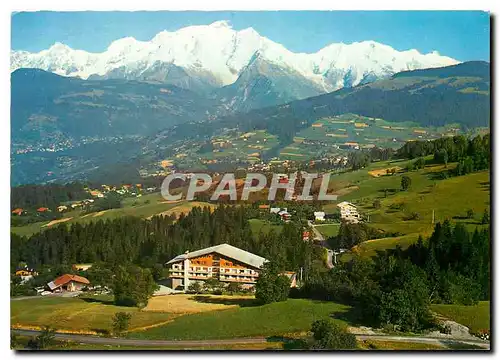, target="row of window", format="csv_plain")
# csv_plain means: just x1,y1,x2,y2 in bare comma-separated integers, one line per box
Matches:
170,271,258,278
171,265,257,275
